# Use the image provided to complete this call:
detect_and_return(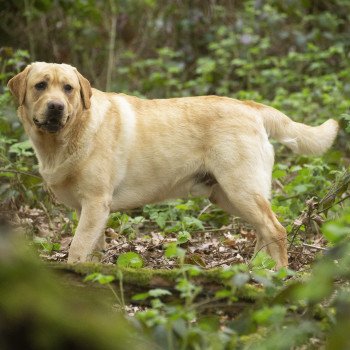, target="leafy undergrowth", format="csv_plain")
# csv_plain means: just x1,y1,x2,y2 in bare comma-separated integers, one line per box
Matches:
5,189,350,349
13,201,319,272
